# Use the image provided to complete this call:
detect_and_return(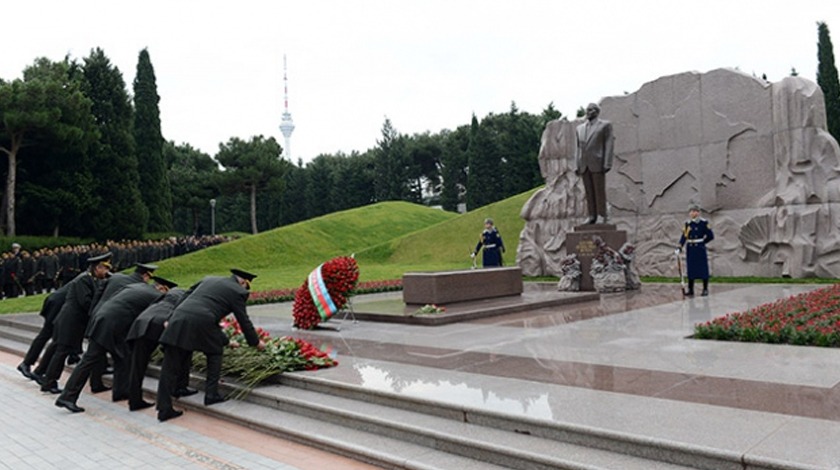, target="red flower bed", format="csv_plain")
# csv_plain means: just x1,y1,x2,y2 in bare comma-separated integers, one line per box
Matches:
694,284,840,347
292,256,360,329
